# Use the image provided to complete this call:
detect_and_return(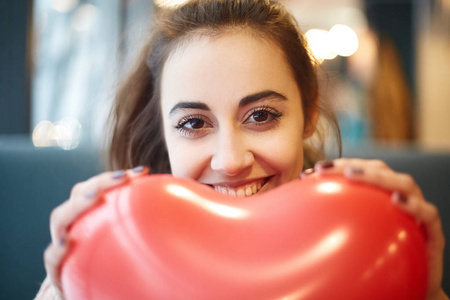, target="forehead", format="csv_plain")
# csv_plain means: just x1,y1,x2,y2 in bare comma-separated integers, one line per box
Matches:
160,31,298,111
